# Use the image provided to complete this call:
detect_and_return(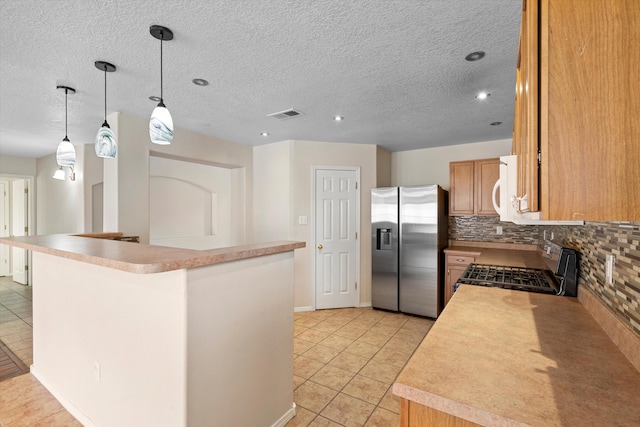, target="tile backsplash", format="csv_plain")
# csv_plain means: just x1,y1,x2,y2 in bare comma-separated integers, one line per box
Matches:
449,216,540,244
449,216,640,338
545,222,640,337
